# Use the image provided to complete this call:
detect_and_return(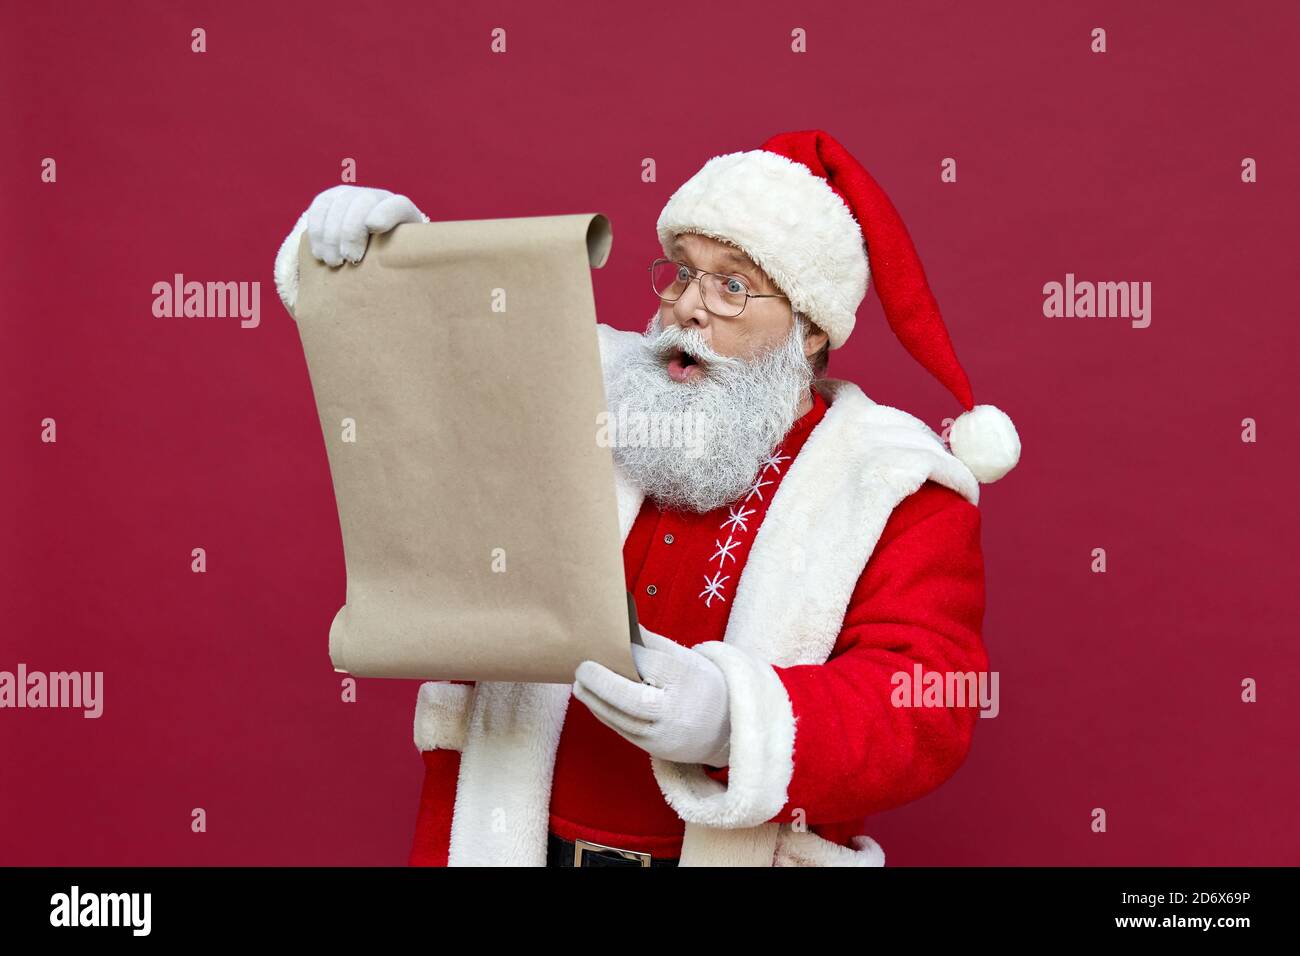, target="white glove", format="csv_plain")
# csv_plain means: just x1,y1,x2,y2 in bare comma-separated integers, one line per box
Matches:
273,184,428,315
574,626,732,767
